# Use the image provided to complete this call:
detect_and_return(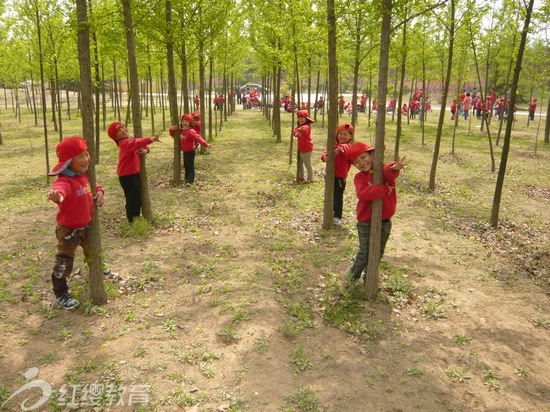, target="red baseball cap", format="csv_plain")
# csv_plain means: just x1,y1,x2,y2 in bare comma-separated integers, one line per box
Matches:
337,123,354,135
347,141,374,163
107,121,124,140
49,137,88,176
181,114,193,123
296,110,314,124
